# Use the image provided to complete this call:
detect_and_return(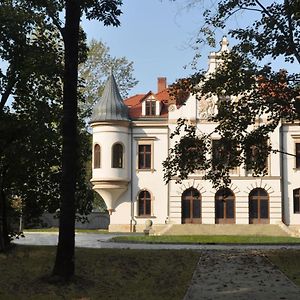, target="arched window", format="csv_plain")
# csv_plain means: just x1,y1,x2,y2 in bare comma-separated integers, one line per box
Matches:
94,144,101,168
249,188,269,224
181,188,201,224
215,188,235,224
112,143,123,168
138,190,151,216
